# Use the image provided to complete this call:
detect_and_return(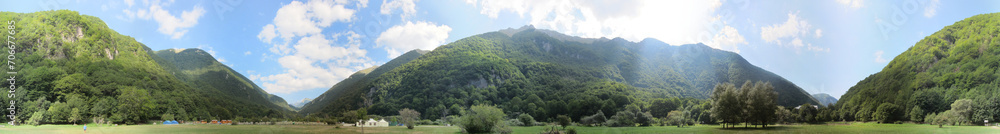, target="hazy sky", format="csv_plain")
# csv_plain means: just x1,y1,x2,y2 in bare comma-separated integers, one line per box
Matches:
3,0,1000,105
